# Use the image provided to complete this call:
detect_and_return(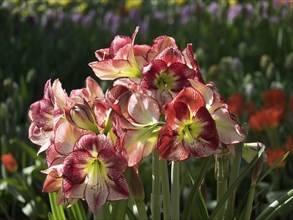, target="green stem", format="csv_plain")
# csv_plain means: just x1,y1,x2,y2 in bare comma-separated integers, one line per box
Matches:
244,182,257,220
48,192,66,220
151,150,161,220
171,161,180,220
136,200,148,220
182,157,212,219
256,189,293,220
226,144,242,219
160,159,171,220
215,150,230,220
95,204,109,220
